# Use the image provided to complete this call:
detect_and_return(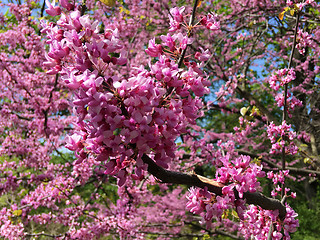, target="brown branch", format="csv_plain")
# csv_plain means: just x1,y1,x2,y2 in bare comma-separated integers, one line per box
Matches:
25,233,63,238
80,0,87,16
207,102,264,122
237,150,320,177
137,231,204,238
236,86,279,123
280,11,300,199
141,154,287,220
177,0,199,68
40,0,46,18
205,57,278,123
185,221,244,239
